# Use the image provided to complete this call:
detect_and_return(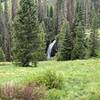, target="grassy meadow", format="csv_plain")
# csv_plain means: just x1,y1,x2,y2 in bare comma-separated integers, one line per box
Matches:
0,59,100,99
